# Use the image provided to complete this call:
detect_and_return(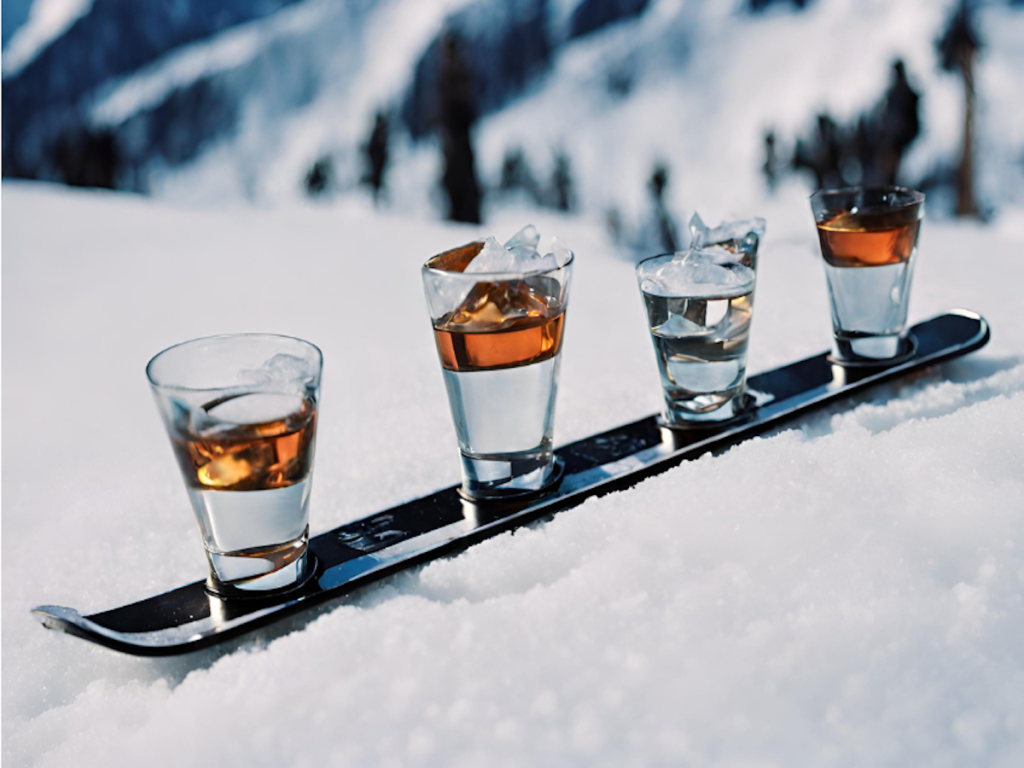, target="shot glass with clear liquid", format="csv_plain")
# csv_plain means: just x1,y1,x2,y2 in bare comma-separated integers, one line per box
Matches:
810,185,924,361
637,247,757,426
147,334,322,595
422,229,573,500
